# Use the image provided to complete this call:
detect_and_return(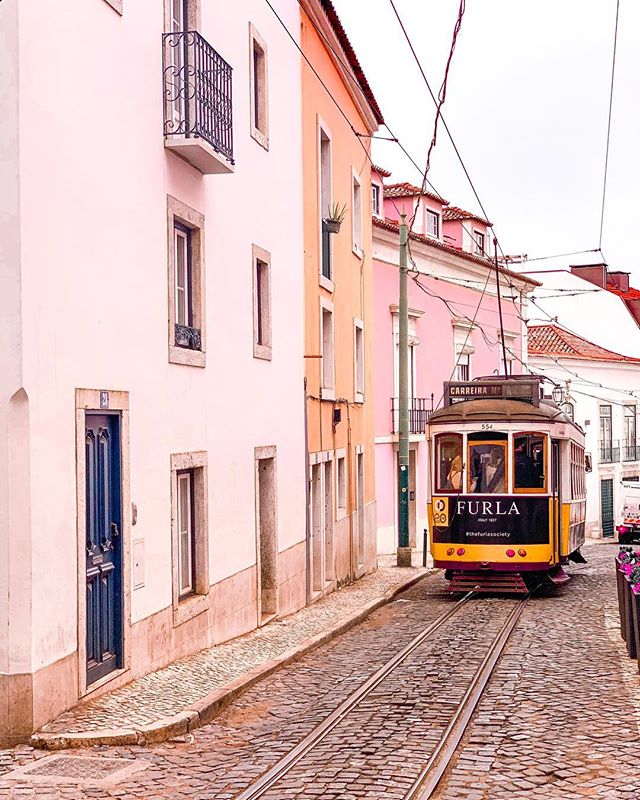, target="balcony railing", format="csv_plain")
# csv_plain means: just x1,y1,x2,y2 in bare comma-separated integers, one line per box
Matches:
391,397,432,435
600,440,621,463
623,442,640,462
162,30,234,173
